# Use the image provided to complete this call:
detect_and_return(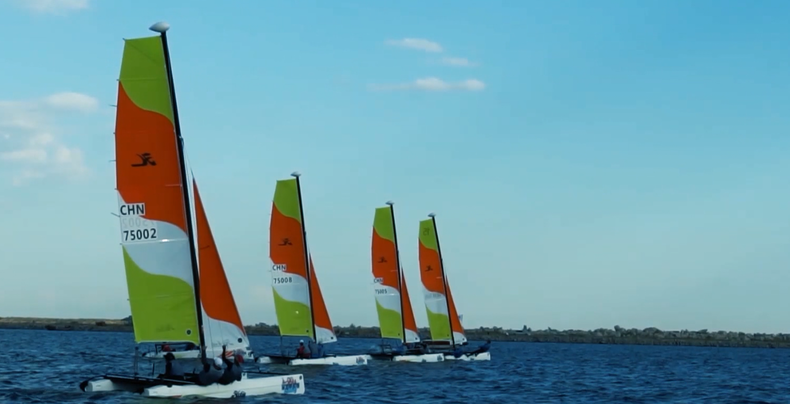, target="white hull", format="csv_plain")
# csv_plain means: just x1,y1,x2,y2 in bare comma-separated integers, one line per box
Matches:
82,373,305,398
444,351,491,361
257,354,371,366
392,353,445,363
142,346,254,361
